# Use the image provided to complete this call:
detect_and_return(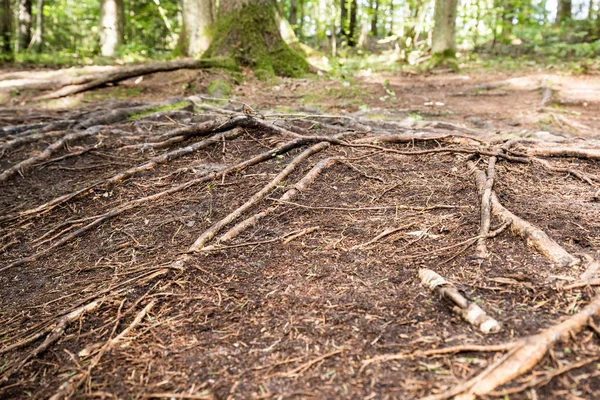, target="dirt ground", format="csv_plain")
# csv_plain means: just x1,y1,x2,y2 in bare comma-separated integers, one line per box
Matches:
1,66,600,400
